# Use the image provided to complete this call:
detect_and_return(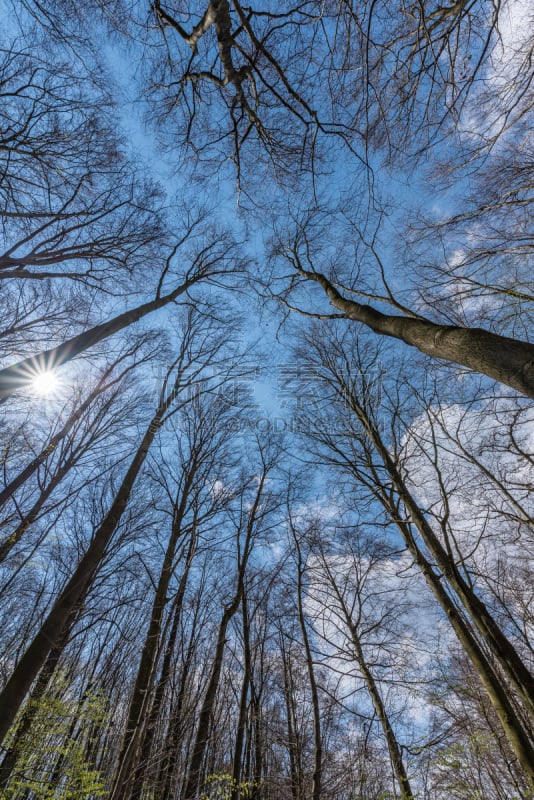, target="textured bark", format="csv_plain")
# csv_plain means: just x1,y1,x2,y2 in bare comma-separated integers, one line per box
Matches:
0,277,194,402
299,267,534,398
